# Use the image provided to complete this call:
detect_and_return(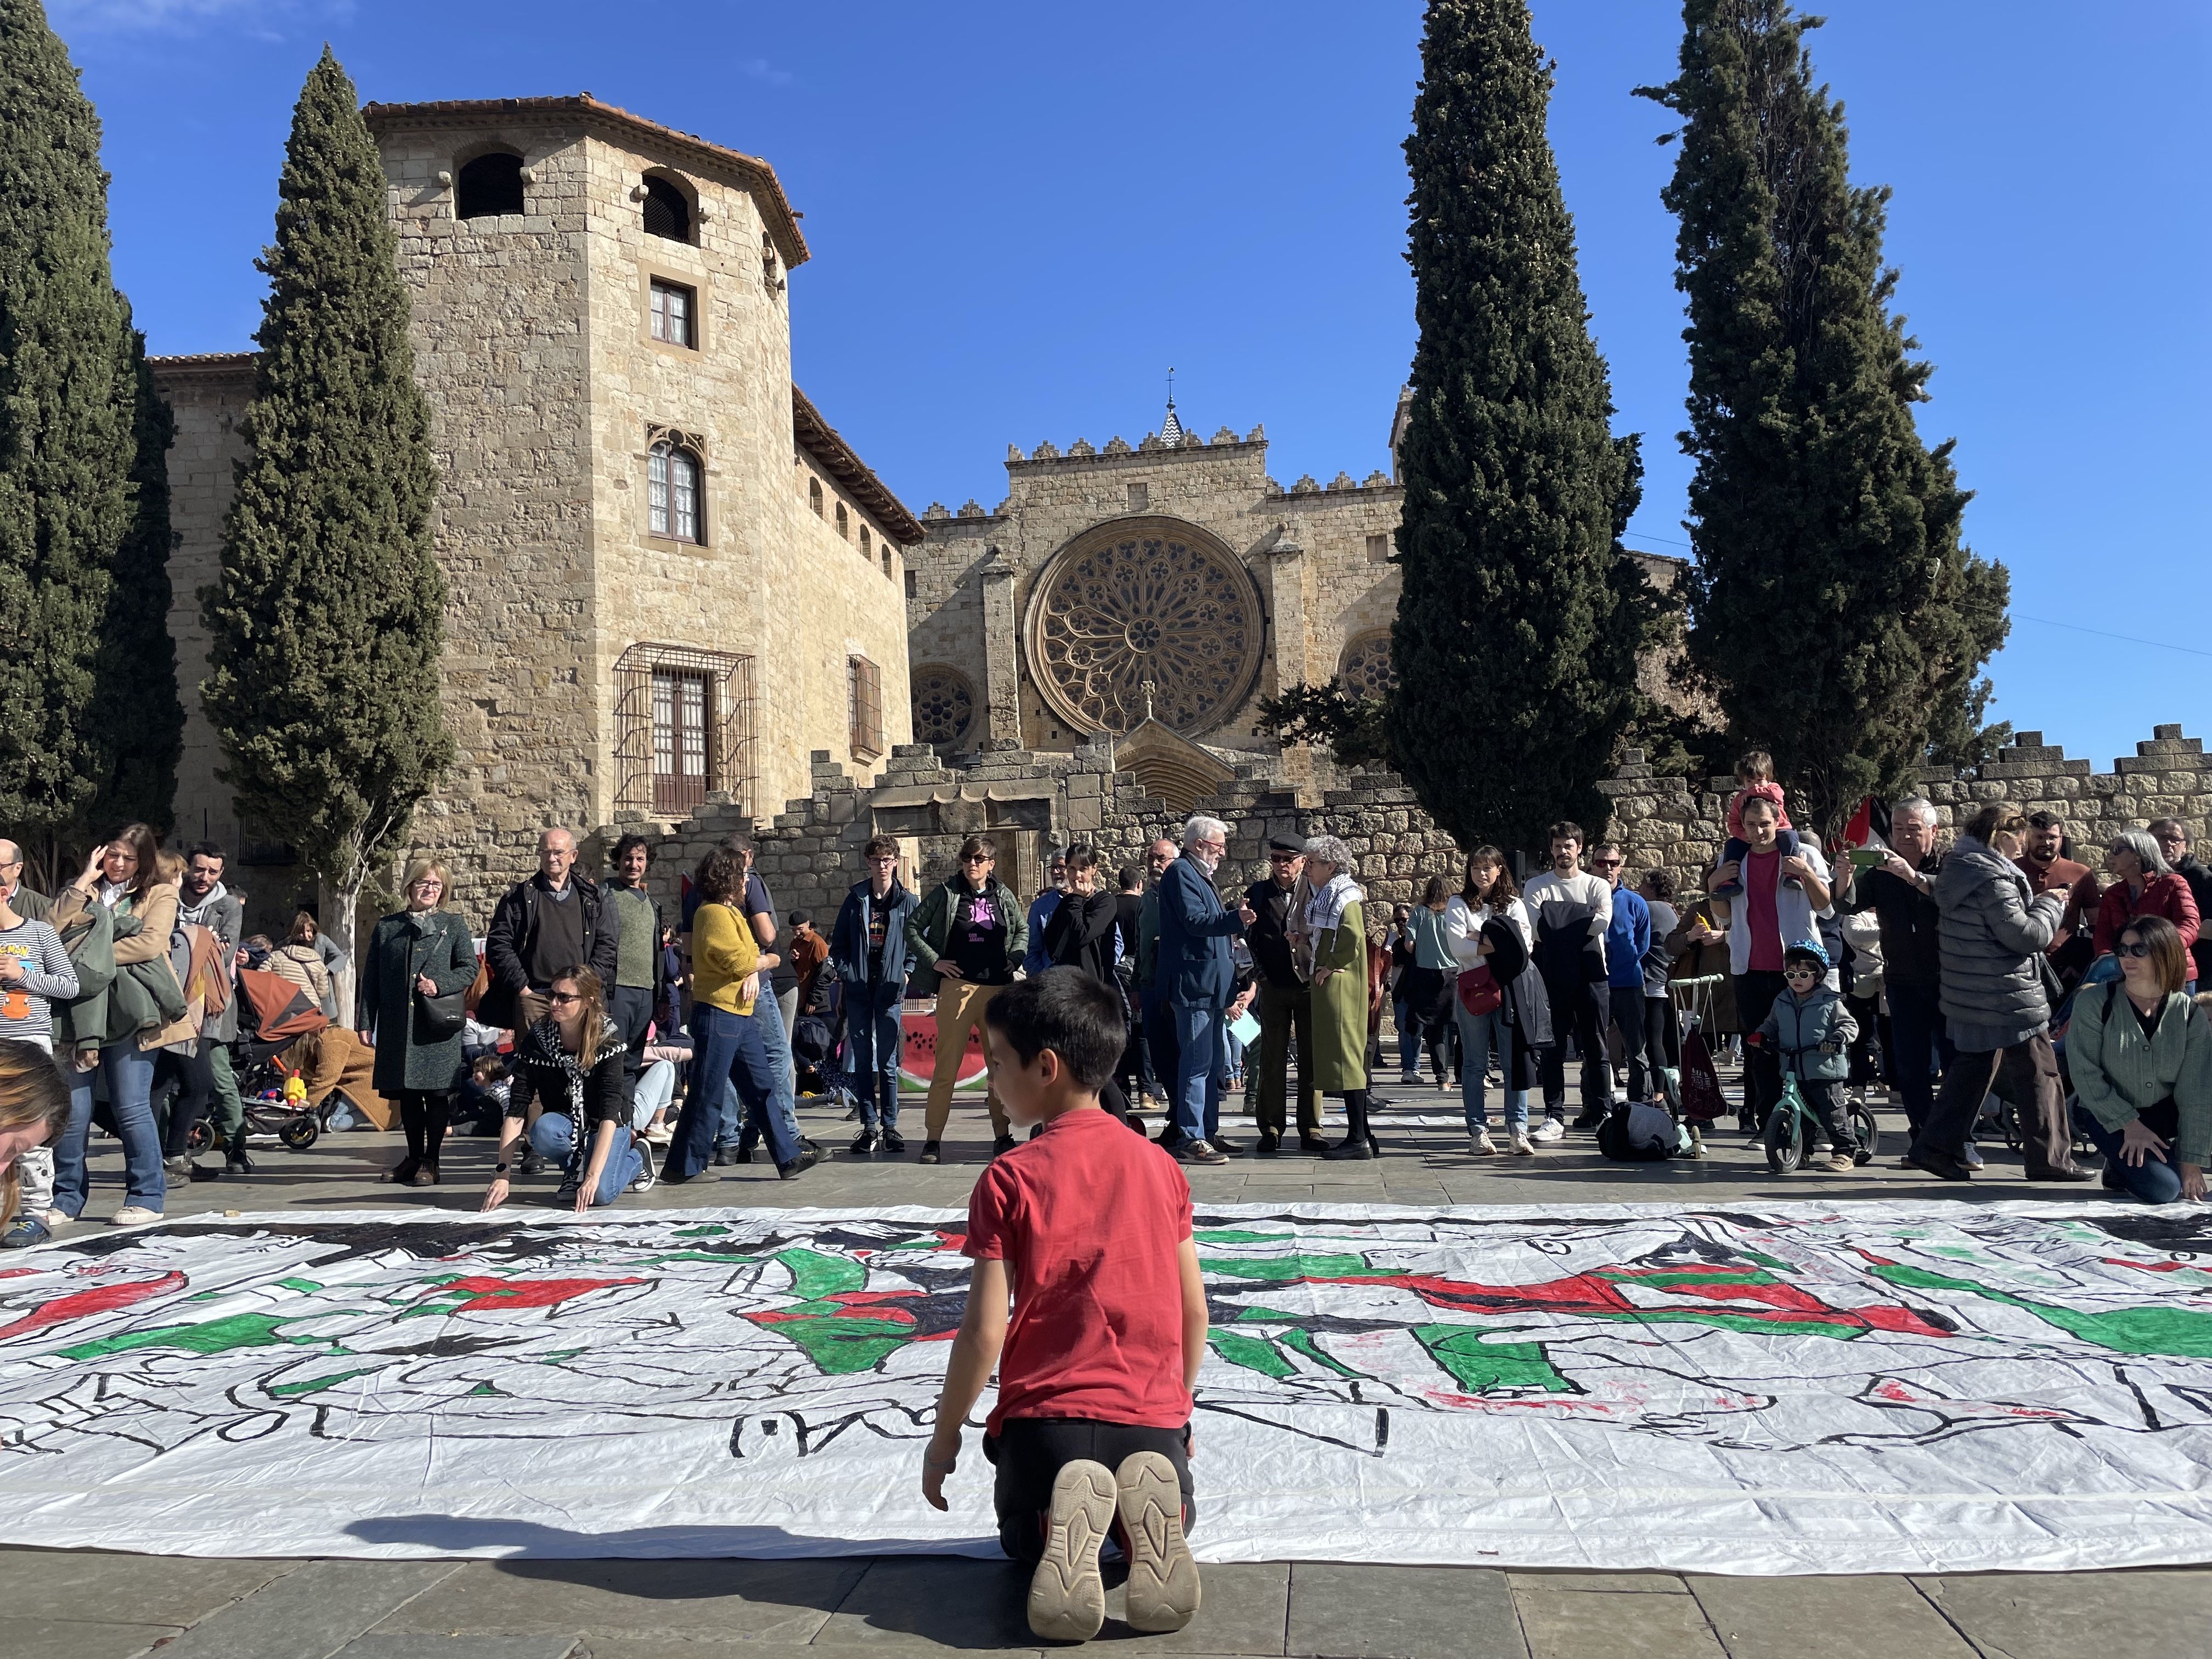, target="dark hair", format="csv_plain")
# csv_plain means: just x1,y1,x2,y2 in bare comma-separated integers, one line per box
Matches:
716,832,755,859
1118,865,1141,891
1420,873,1450,907
104,822,161,899
957,834,996,863
1640,867,1677,901
1547,821,1584,848
2027,810,2066,831
1462,845,1519,907
610,832,651,867
789,910,812,928
863,834,899,861
1065,845,1099,873
981,968,1126,1092
184,840,225,865
695,847,746,906
1739,793,1781,821
1735,749,1774,783
471,1052,509,1080
2118,915,2190,997
286,910,319,946
1782,942,1826,970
